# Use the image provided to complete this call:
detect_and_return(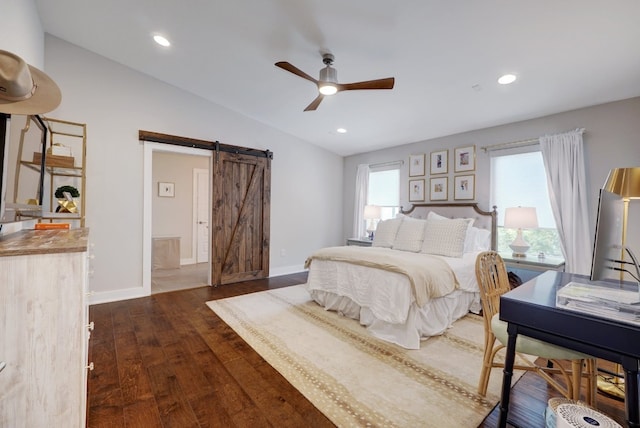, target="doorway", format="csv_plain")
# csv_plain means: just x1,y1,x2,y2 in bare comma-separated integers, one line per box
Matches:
142,142,212,296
